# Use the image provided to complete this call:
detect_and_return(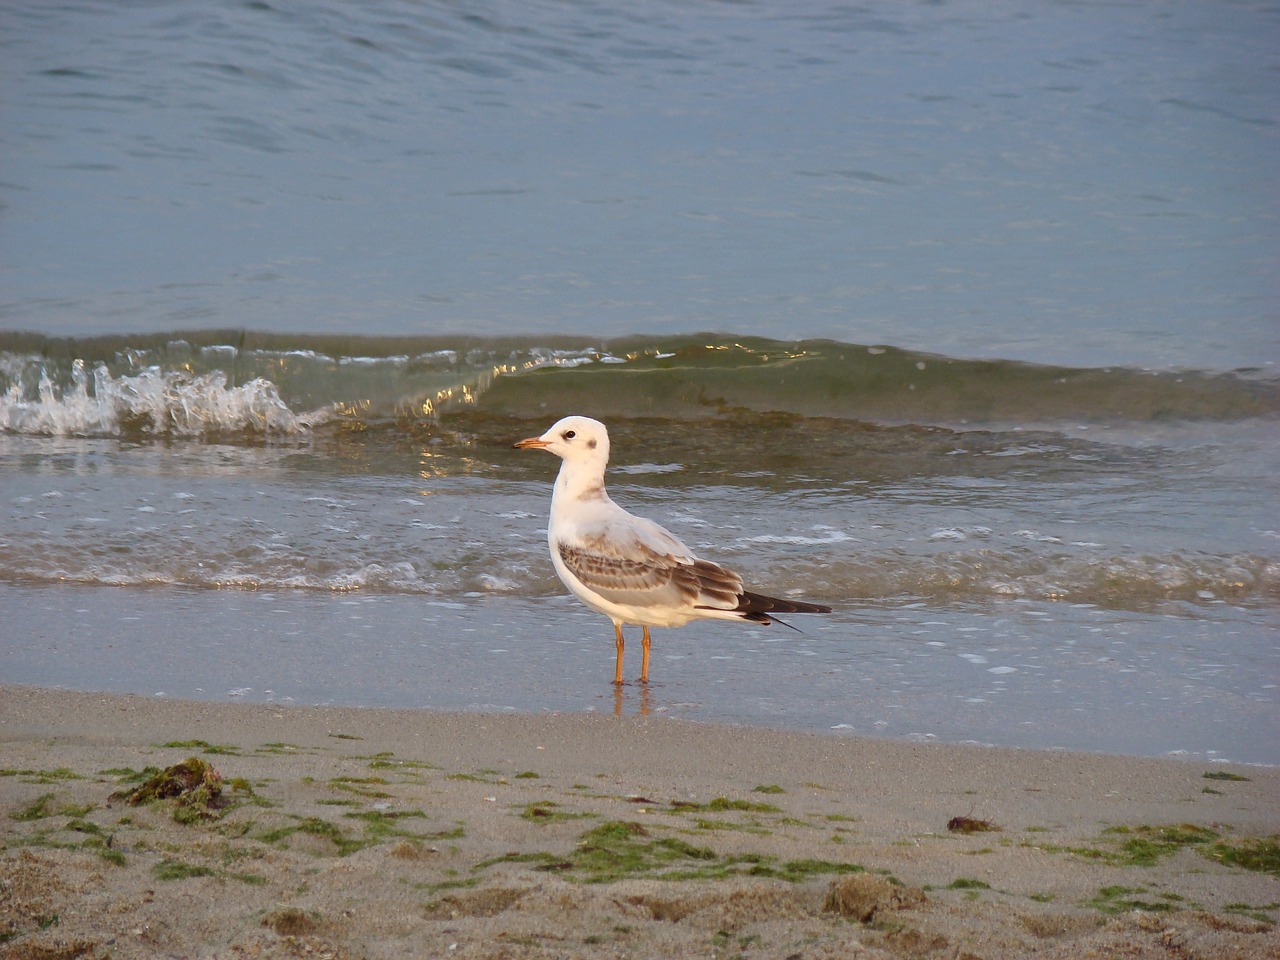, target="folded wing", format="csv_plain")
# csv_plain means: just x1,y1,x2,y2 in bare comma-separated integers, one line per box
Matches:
557,536,745,614
556,519,832,623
